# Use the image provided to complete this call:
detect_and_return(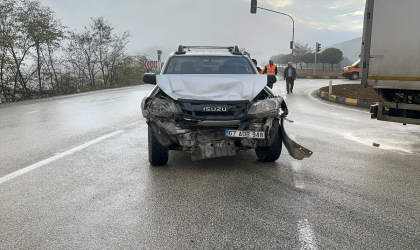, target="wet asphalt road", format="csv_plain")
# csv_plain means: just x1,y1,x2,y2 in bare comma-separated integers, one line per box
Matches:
1,79,419,249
